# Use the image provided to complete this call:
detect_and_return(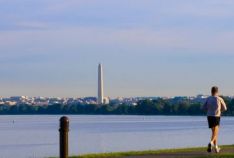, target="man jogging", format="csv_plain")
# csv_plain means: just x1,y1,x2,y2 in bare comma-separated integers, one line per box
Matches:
203,86,227,153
